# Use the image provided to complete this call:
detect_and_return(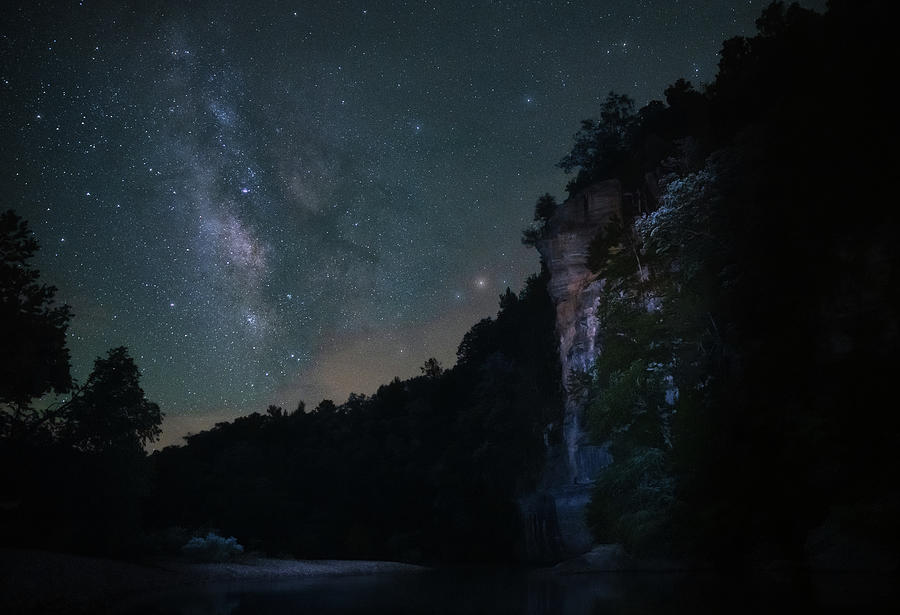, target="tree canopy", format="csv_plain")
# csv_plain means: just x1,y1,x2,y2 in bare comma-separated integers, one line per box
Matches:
146,272,563,563
573,0,899,565
59,347,163,453
0,210,162,556
557,92,637,194
0,210,72,410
